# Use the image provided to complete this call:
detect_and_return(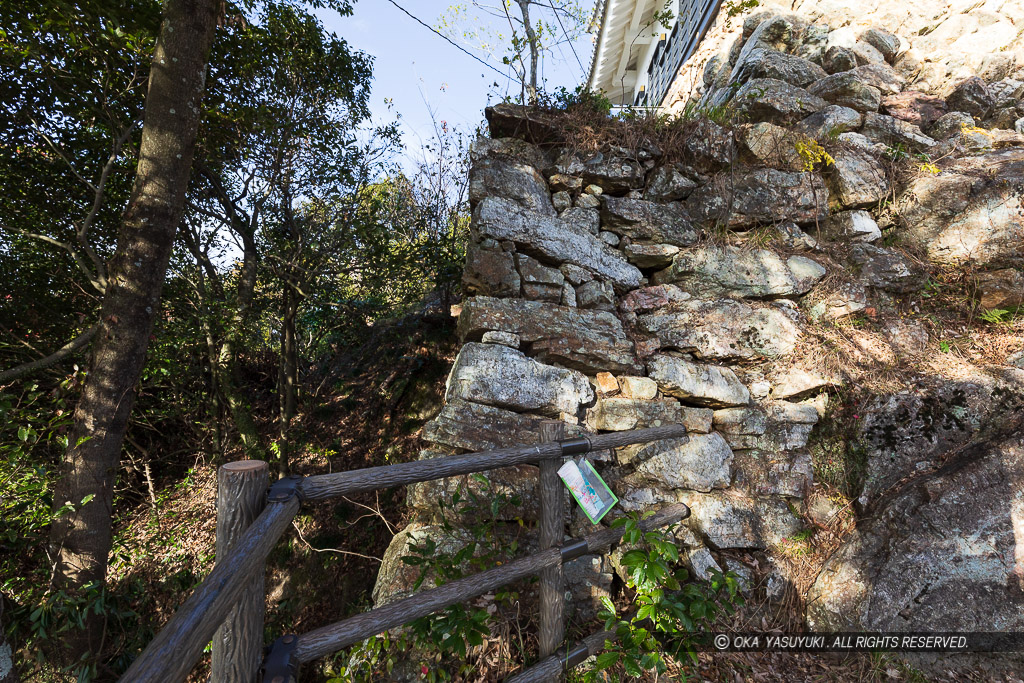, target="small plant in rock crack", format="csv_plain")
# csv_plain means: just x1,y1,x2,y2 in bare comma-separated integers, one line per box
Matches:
582,511,742,680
